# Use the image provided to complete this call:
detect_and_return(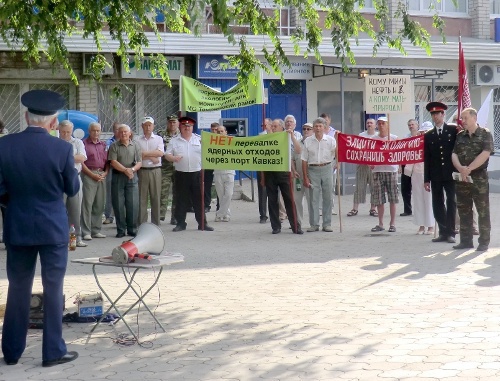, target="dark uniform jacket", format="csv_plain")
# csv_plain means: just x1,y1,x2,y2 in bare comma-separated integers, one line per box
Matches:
424,123,458,183
0,127,79,246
